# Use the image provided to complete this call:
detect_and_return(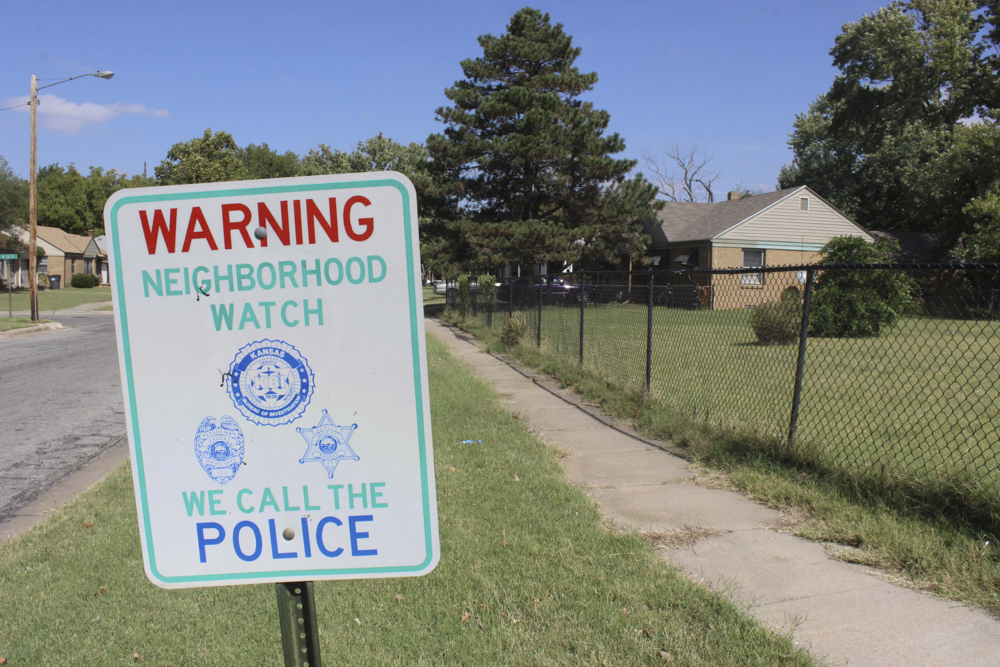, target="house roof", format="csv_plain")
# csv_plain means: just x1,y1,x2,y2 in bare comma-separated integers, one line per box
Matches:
651,187,804,244
32,226,106,256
